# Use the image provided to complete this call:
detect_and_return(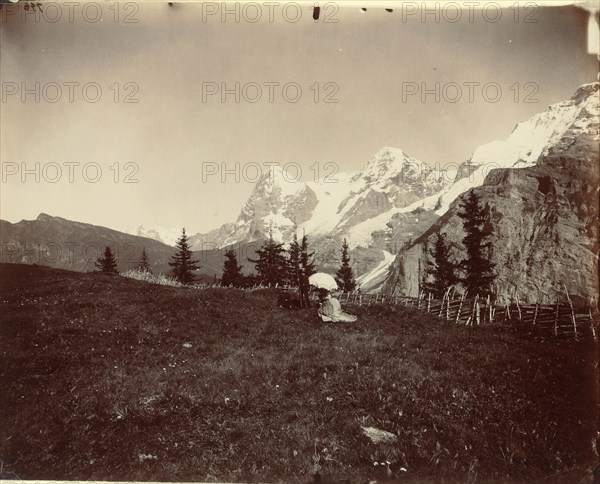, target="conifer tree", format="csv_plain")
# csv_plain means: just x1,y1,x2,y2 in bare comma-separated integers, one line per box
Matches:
287,230,301,286
422,233,458,298
300,230,316,278
137,248,152,273
457,190,496,296
296,230,317,308
95,246,118,274
169,228,201,285
221,248,244,287
248,227,288,286
335,238,356,292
